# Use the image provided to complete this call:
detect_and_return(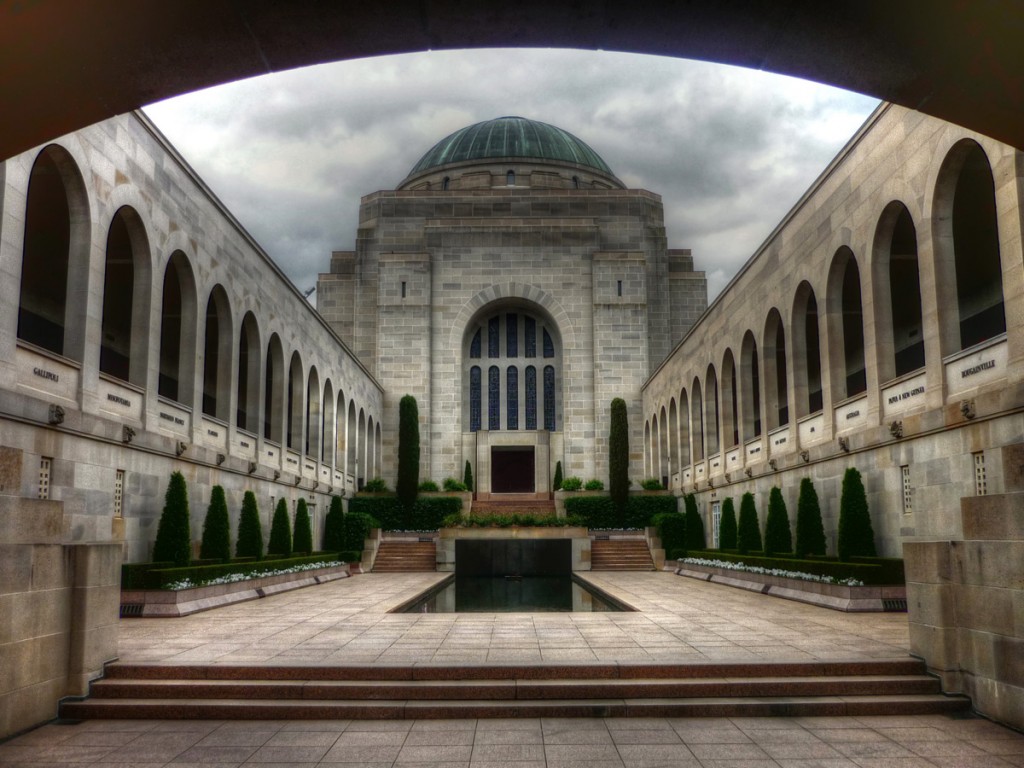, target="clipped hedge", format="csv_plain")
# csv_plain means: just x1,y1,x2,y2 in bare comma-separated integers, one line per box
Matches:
564,494,677,529
681,550,904,585
342,512,379,553
144,553,343,590
652,512,686,555
447,513,573,528
348,495,462,530
120,561,174,590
